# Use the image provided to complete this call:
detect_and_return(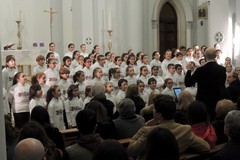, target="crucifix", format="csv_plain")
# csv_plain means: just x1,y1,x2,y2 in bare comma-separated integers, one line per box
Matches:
44,7,57,42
